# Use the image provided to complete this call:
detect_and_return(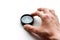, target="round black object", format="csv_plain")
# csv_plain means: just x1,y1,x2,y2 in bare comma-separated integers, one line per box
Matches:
20,14,34,26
